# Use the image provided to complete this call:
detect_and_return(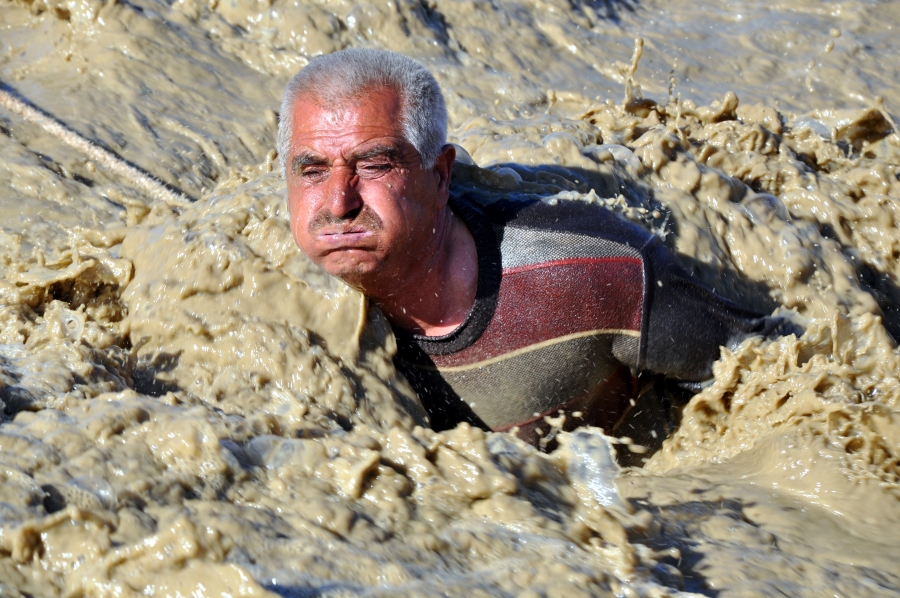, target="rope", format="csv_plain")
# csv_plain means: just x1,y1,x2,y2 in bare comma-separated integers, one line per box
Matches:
0,81,194,208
